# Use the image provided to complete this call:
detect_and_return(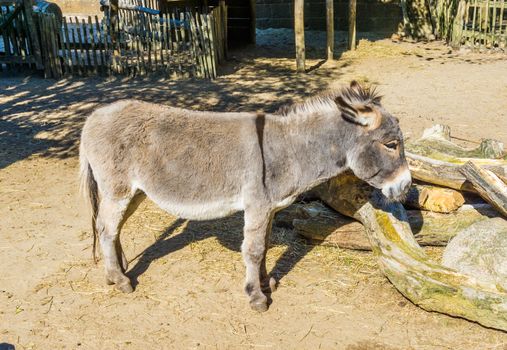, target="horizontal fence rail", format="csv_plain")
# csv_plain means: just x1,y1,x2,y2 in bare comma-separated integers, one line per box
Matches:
1,0,227,79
